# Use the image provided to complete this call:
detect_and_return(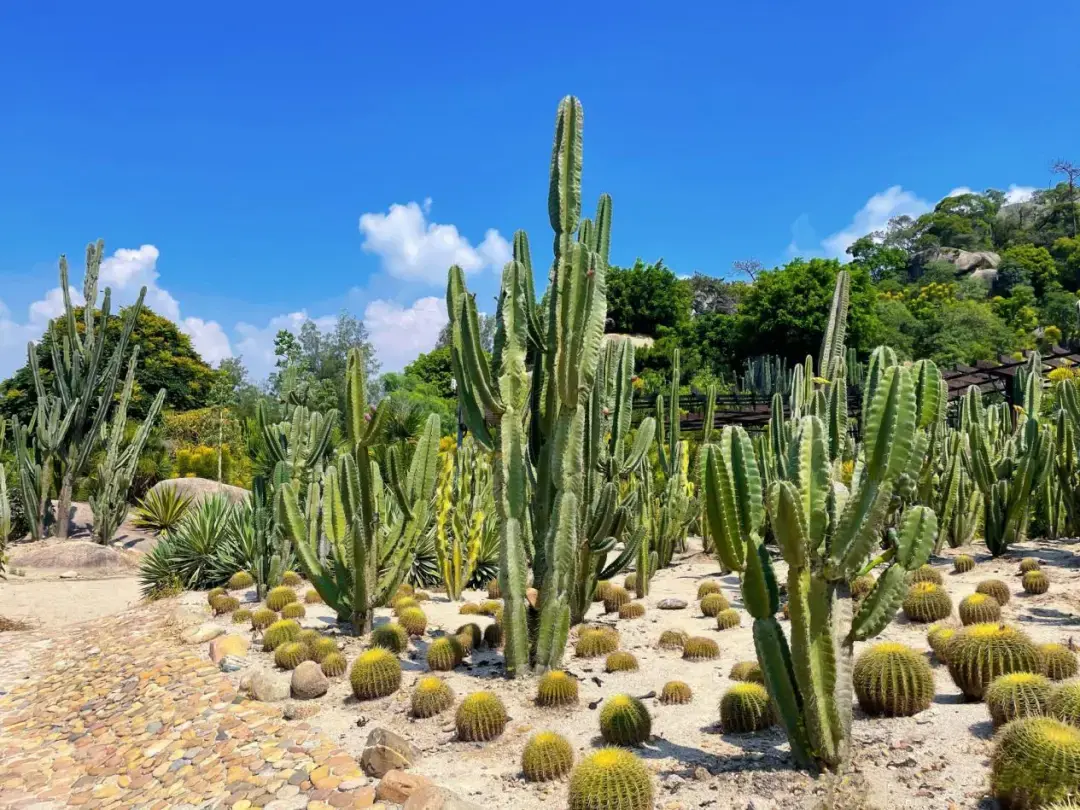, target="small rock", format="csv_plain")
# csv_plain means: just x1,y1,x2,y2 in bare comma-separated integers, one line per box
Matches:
53,660,71,673
339,777,369,790
663,774,685,791
248,668,290,702
657,598,688,610
403,784,484,810
59,570,79,579
283,701,322,720
377,770,433,803
290,660,329,700
209,634,249,664
693,767,710,781
263,797,309,810
181,623,224,644
219,655,249,673
362,727,420,777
